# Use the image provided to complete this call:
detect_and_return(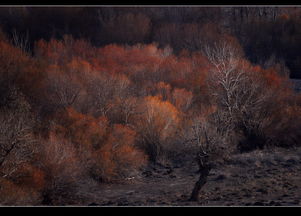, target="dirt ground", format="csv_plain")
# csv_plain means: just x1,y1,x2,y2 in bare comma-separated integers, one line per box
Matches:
68,146,301,206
